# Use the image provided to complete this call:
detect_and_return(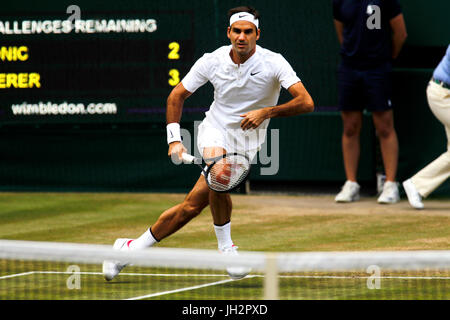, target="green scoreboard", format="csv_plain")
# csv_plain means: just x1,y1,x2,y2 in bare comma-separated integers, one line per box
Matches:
0,1,215,125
